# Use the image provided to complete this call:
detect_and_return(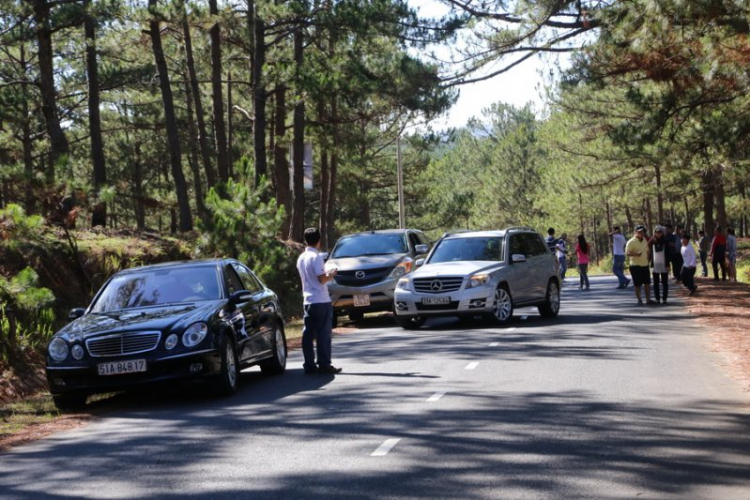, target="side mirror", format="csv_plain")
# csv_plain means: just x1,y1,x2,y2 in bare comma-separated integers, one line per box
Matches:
415,244,429,255
69,308,86,320
416,258,425,267
228,290,254,307
511,254,527,264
